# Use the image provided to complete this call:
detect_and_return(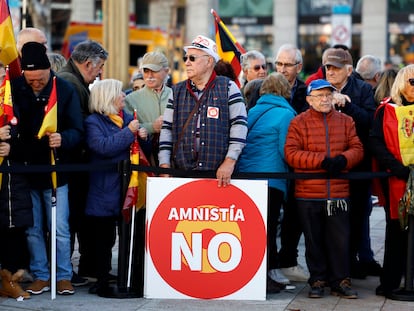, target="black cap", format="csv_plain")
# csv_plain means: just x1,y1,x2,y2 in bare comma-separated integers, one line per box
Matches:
21,42,51,71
